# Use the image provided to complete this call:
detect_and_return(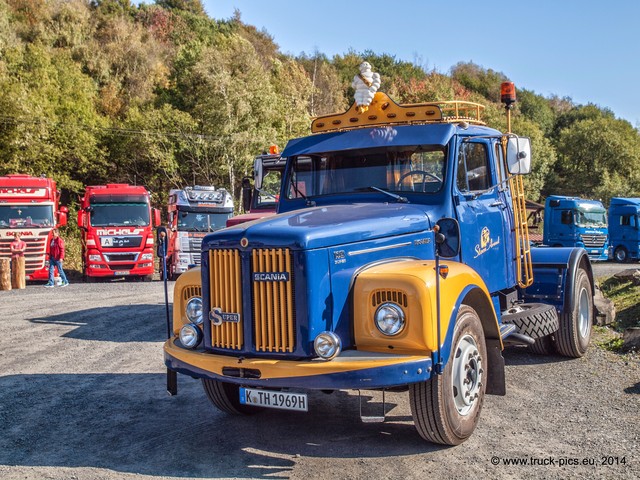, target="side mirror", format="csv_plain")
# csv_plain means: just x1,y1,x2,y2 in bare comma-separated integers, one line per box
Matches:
506,136,532,175
435,218,460,258
153,208,161,227
254,157,263,190
58,206,68,227
242,177,253,212
76,210,86,229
